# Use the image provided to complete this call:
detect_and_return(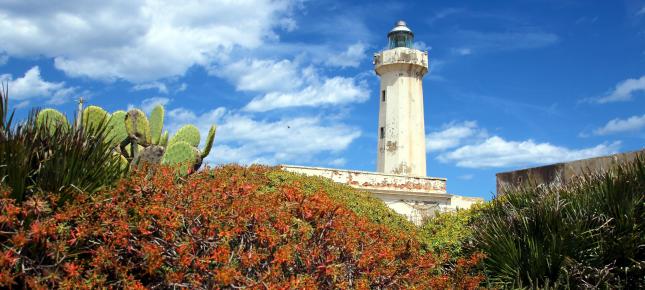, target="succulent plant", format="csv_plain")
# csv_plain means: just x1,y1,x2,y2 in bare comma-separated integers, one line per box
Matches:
125,109,151,146
106,110,128,147
201,125,216,159
159,131,169,147
82,106,110,131
36,109,69,135
169,125,200,147
149,105,164,145
161,141,199,175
